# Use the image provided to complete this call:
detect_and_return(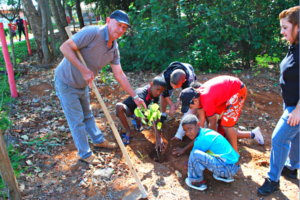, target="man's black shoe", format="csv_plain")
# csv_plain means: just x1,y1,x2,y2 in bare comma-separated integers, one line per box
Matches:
257,178,280,196
160,115,167,123
282,166,298,179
